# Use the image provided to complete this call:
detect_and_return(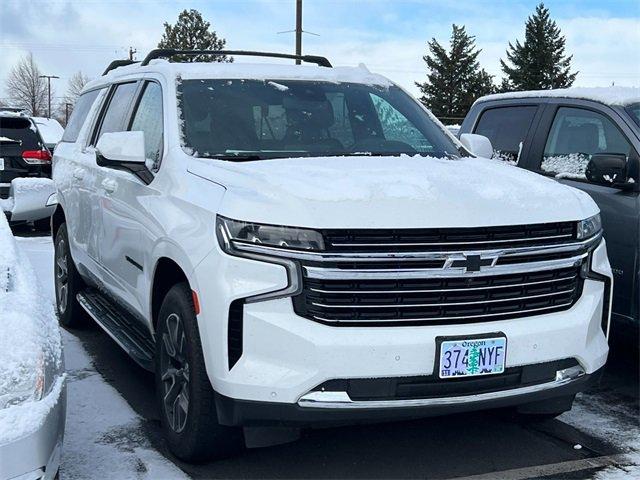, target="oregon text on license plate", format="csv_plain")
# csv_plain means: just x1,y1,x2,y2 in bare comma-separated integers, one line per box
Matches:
439,337,506,379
